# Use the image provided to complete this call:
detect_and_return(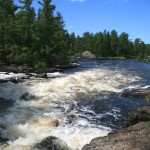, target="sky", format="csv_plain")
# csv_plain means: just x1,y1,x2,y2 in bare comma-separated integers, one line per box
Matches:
14,0,150,44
